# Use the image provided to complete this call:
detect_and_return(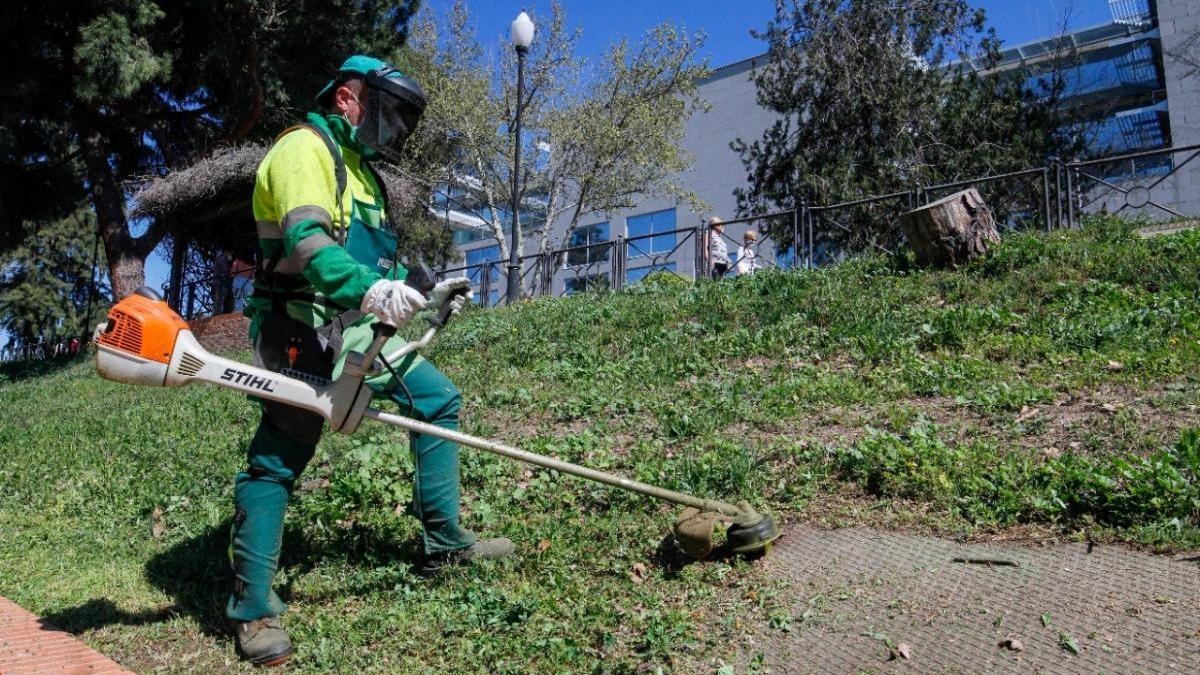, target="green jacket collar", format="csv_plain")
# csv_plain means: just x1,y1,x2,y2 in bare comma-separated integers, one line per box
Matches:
306,112,377,163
